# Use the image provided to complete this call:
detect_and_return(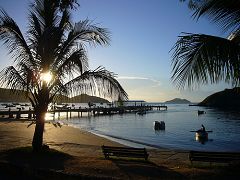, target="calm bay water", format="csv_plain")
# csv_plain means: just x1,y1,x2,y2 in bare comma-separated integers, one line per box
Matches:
60,103,240,152
2,102,240,151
